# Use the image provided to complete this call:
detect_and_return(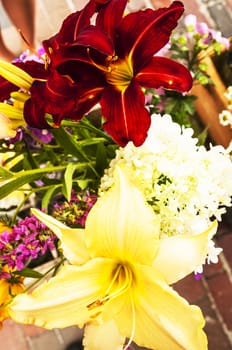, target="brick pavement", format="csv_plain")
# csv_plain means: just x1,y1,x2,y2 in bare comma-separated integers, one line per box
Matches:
0,0,232,349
